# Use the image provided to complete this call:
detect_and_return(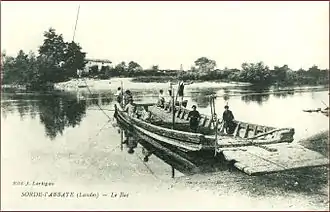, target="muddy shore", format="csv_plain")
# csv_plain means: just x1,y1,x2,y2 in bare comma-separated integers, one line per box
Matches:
171,130,329,210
